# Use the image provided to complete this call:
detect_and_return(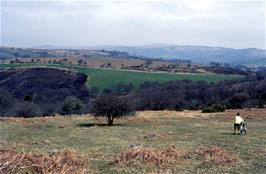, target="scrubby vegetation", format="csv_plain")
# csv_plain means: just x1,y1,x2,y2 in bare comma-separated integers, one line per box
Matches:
0,67,265,118
120,72,266,111
202,104,226,113
62,96,85,115
0,68,90,117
